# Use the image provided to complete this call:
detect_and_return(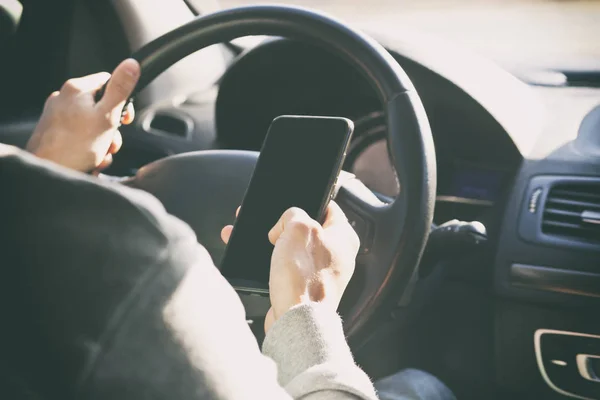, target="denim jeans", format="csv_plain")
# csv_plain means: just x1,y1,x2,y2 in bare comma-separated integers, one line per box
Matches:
375,369,456,400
